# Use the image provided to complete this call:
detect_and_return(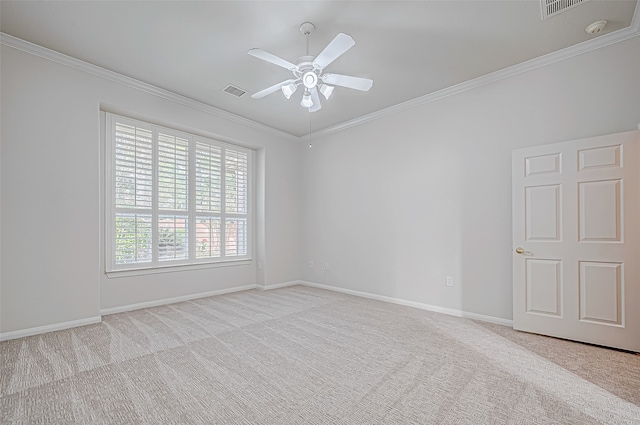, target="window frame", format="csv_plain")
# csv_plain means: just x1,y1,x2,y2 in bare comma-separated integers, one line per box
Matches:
105,113,253,277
